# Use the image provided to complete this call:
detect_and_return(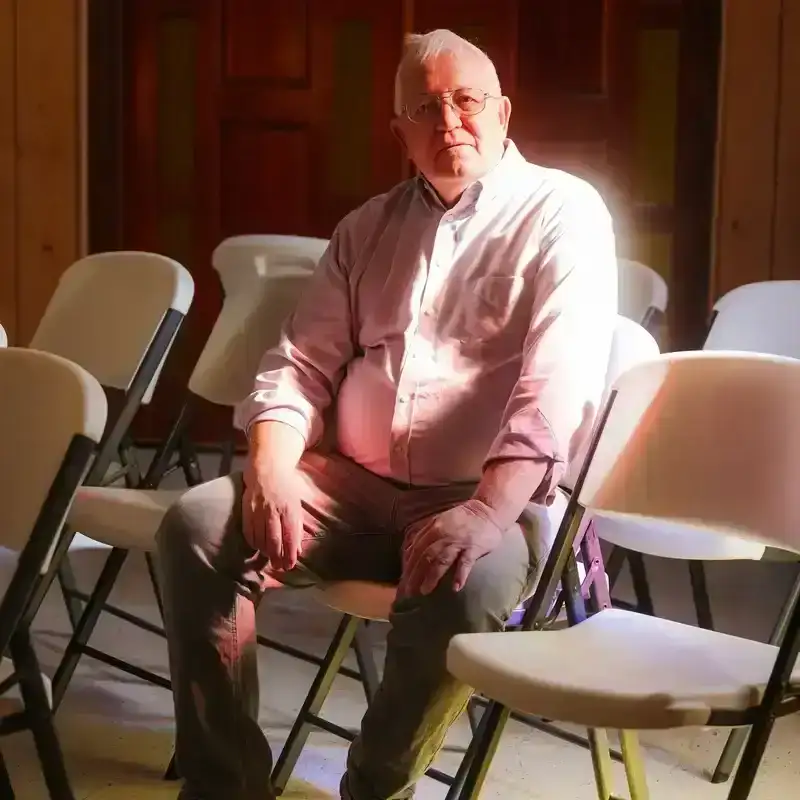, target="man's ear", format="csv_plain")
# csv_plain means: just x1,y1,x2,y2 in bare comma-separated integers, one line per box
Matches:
499,96,512,135
390,117,408,153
